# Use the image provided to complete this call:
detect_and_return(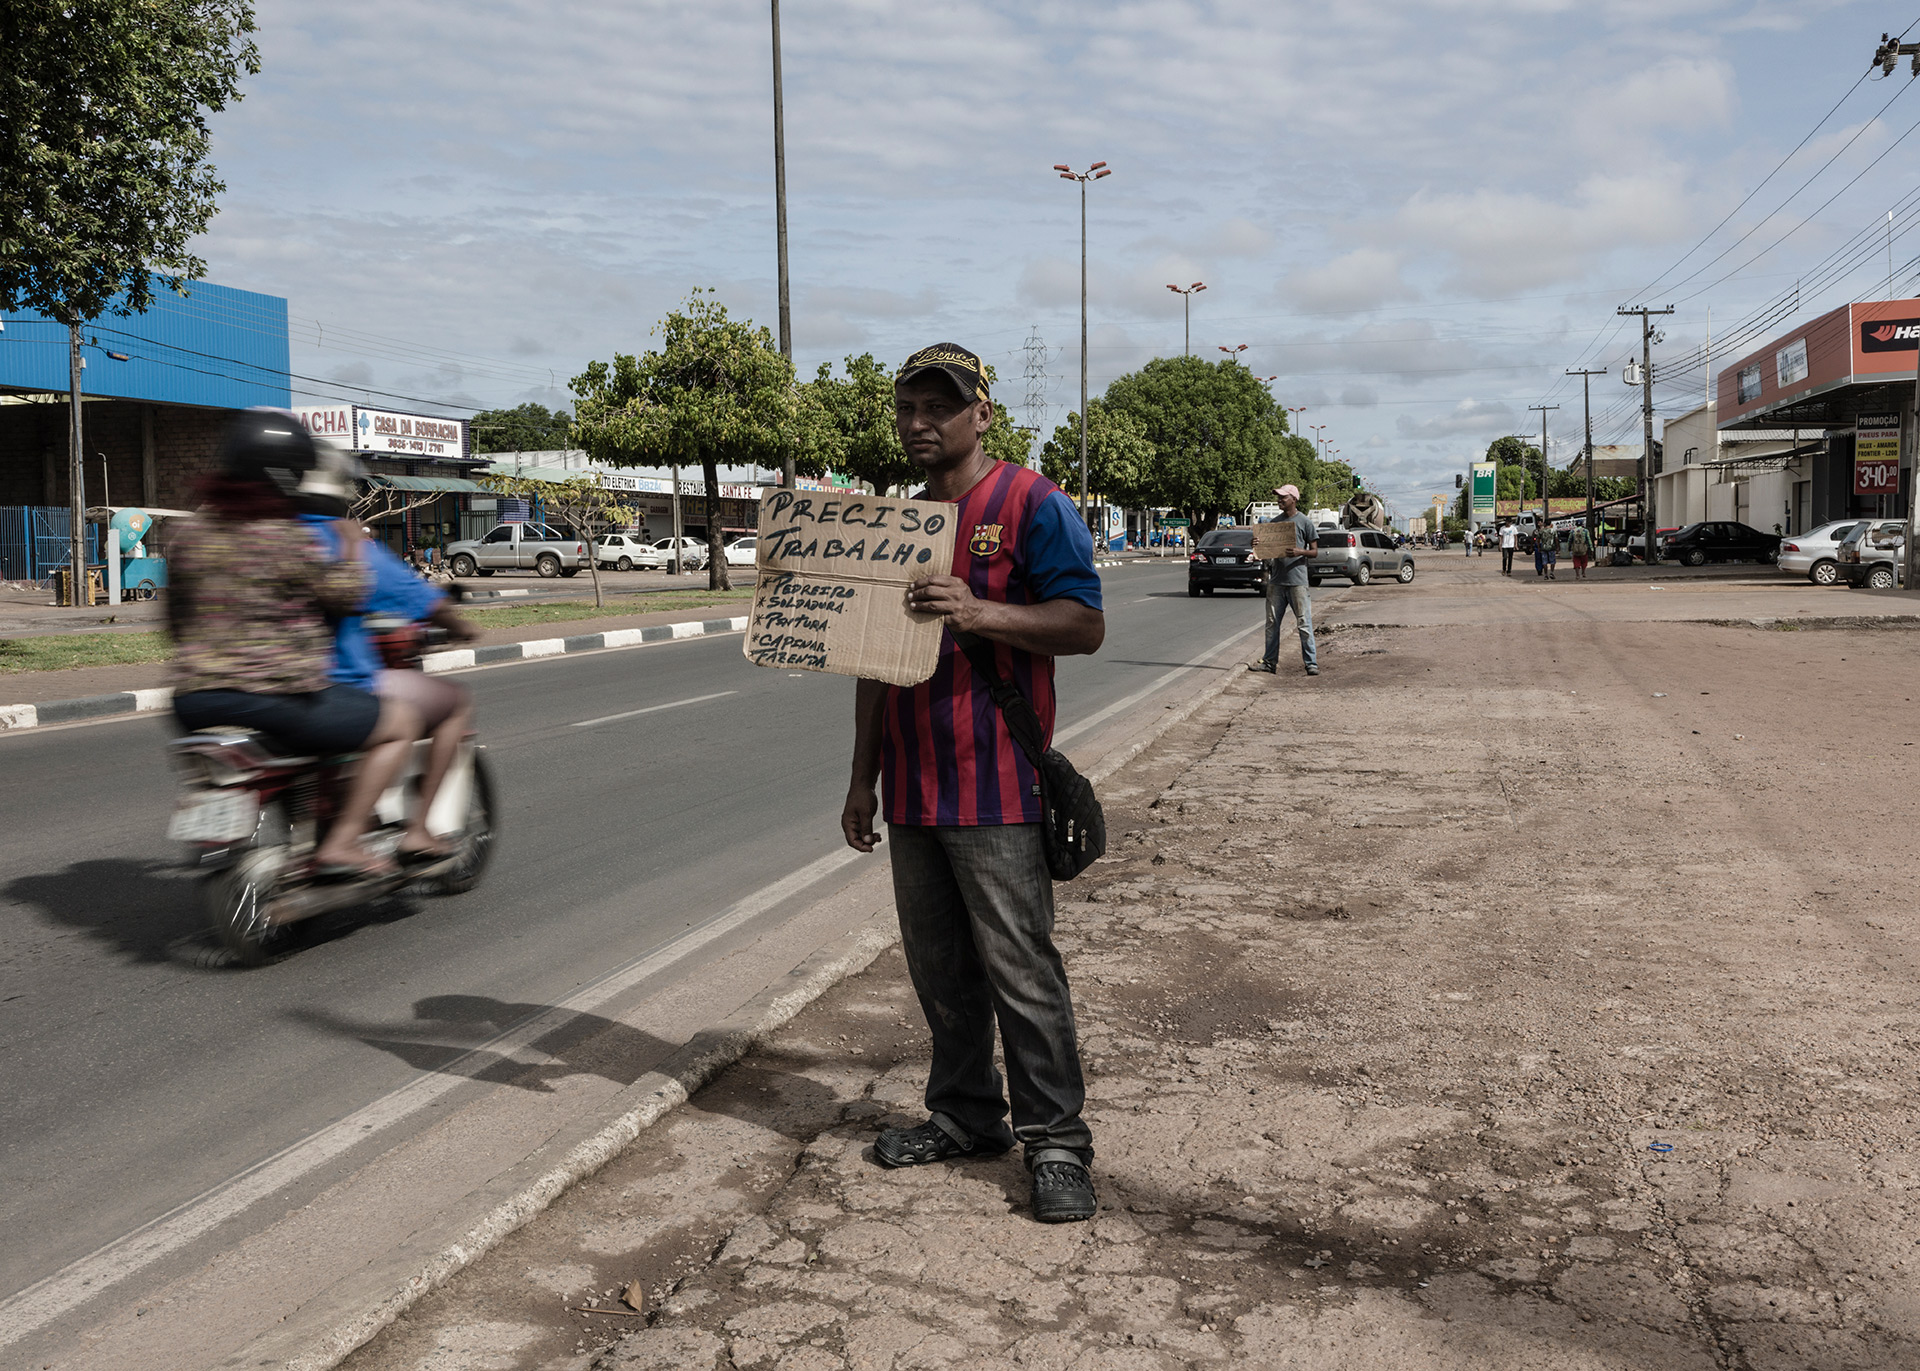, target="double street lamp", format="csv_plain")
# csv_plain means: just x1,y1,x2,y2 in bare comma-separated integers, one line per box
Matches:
1056,161,1112,519
1166,282,1205,356
1217,343,1248,365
